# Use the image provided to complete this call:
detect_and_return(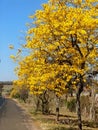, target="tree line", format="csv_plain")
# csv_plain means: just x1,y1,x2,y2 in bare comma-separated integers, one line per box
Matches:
10,0,98,130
